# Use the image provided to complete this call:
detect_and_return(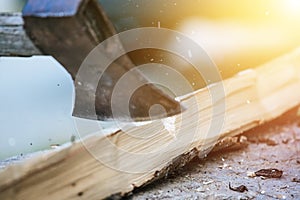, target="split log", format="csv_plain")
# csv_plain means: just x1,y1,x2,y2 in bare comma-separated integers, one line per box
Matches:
1,48,300,199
